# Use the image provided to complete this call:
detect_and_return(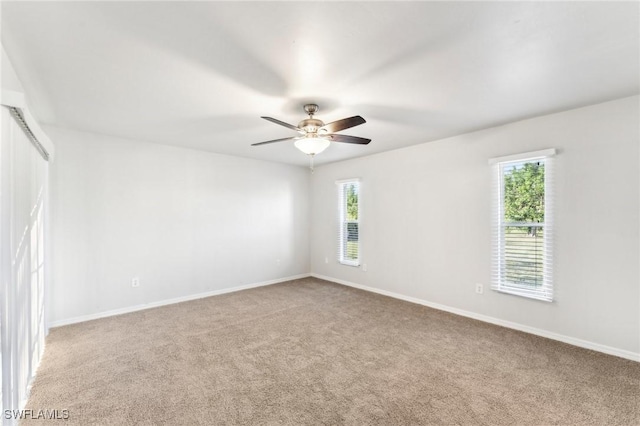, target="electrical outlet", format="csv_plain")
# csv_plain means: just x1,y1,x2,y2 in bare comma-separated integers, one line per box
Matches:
475,283,483,294
325,257,329,264
131,277,140,288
